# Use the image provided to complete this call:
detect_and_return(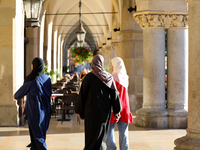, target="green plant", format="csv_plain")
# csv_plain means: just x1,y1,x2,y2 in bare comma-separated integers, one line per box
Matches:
44,64,49,75
104,64,109,72
69,46,93,66
55,70,61,78
63,65,69,73
44,64,56,82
